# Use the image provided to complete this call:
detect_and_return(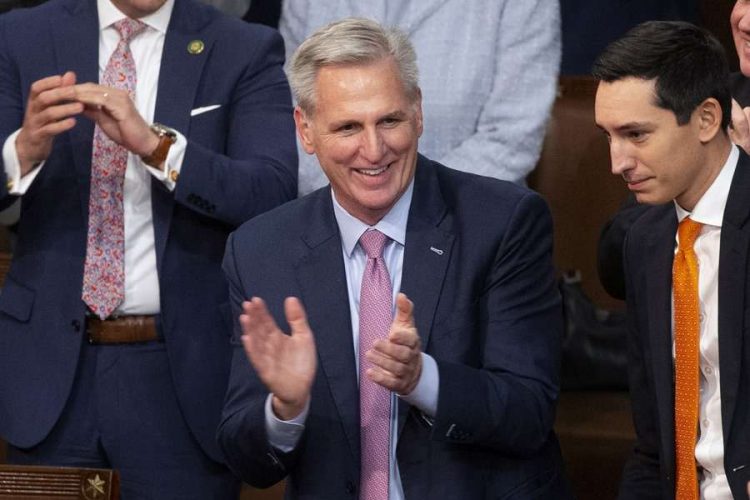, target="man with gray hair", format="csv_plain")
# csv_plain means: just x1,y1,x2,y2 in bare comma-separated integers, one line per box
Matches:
218,18,570,499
